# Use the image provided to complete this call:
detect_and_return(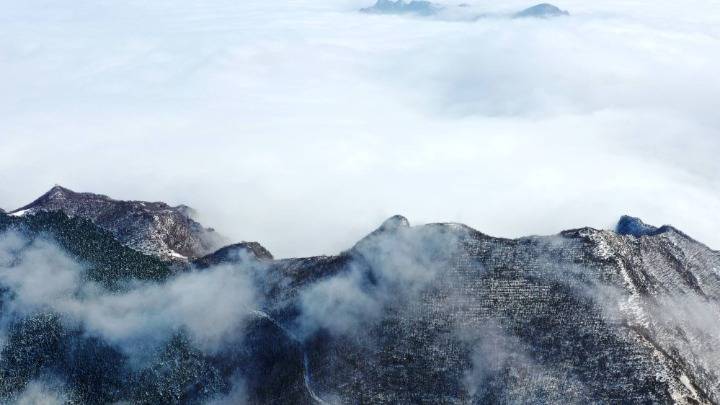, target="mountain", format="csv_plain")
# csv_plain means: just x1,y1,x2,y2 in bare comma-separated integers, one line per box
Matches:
0,210,172,288
9,186,226,261
514,3,570,18
252,217,719,404
360,0,440,16
1,195,720,403
358,1,570,20
192,242,274,269
0,210,309,404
